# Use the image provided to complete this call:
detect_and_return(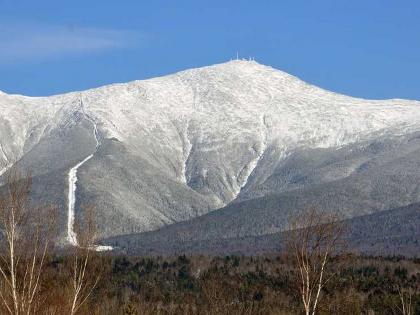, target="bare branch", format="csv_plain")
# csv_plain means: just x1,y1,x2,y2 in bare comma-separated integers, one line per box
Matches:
286,207,346,315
